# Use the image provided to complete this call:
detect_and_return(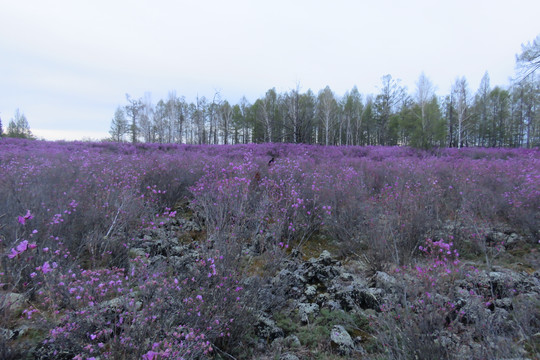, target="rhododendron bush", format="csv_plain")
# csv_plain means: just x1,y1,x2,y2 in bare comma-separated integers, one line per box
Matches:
0,138,538,358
